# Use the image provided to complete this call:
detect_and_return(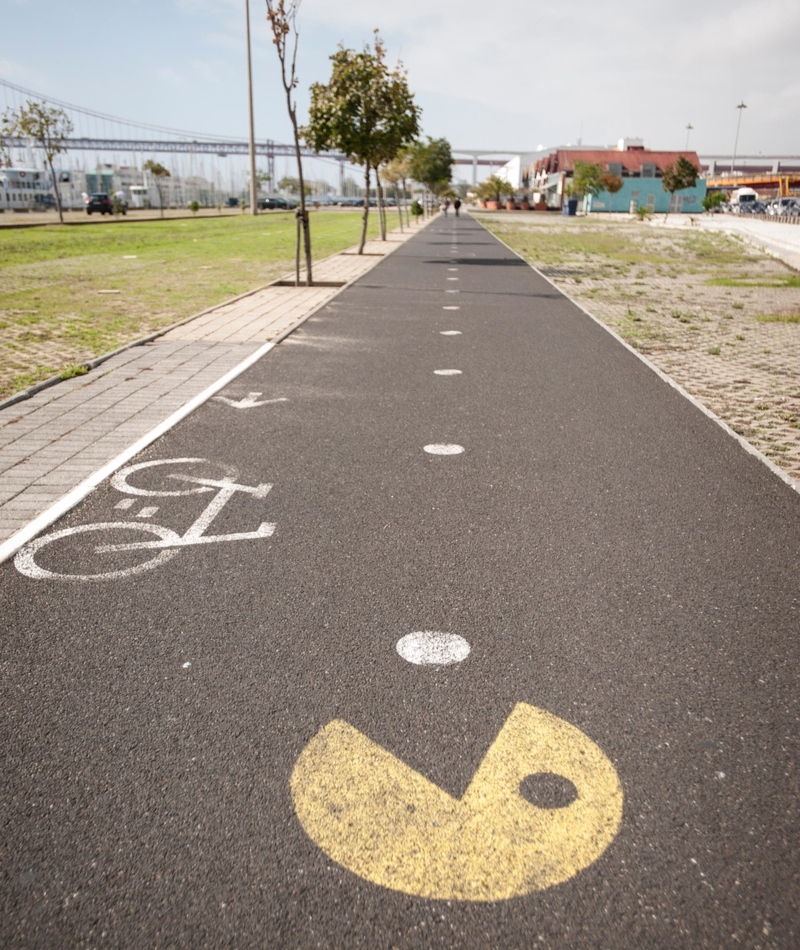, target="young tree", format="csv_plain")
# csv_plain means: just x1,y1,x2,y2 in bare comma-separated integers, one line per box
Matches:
599,171,623,211
569,161,603,202
305,32,420,253
143,160,171,217
372,57,419,240
266,0,312,285
661,156,700,218
476,174,515,205
255,167,272,192
278,175,313,197
701,191,725,213
407,137,453,214
382,151,412,231
2,100,73,223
